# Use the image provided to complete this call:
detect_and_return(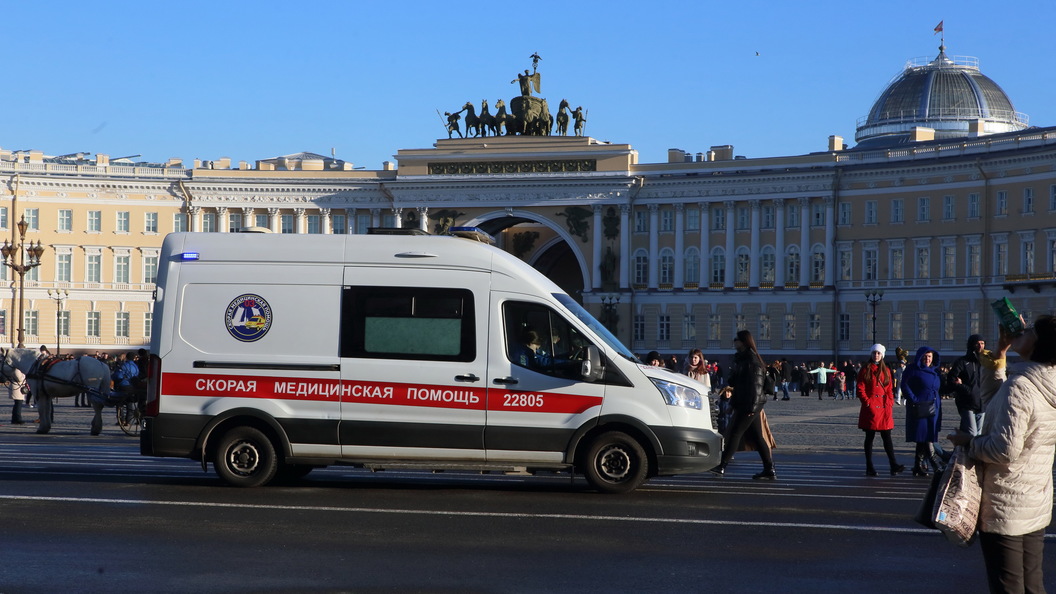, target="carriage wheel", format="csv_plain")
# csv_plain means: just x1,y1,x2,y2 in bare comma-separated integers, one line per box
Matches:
116,401,142,437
